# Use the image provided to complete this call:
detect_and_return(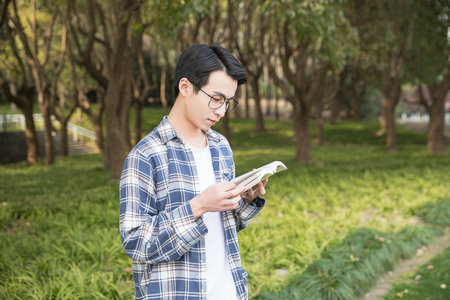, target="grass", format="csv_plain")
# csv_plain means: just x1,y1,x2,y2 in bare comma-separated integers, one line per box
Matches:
1,107,449,299
383,246,450,300
380,199,450,300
